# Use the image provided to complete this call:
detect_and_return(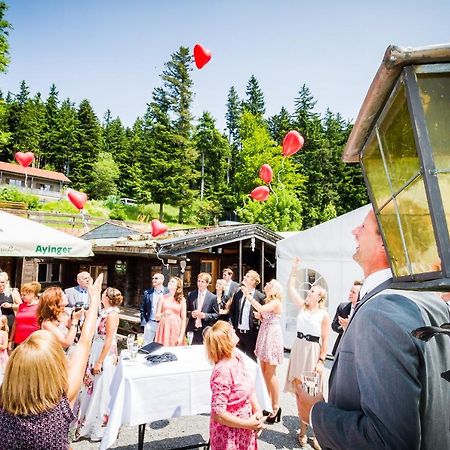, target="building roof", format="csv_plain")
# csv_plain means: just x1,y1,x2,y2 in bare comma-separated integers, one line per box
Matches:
85,222,283,257
81,221,141,240
343,43,450,162
0,161,71,183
